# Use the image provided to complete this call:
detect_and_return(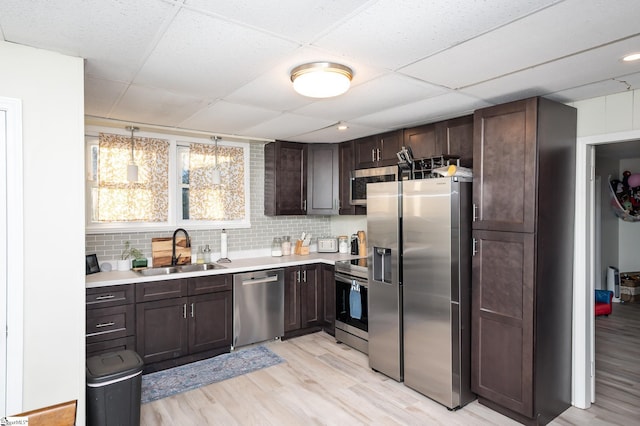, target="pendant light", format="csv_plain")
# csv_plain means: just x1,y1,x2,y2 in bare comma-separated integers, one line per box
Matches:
125,126,139,182
211,136,221,185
